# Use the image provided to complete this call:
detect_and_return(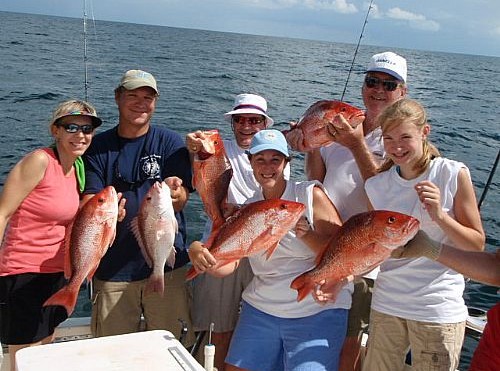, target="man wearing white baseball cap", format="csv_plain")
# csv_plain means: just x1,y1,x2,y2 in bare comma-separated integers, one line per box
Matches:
187,93,287,370
287,51,408,371
365,51,407,83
